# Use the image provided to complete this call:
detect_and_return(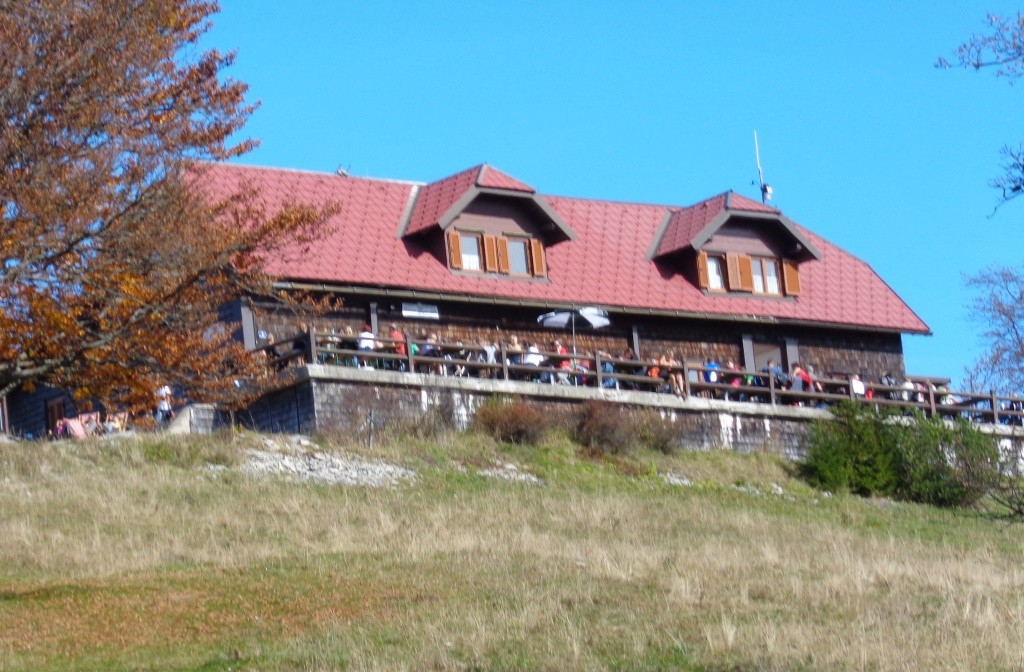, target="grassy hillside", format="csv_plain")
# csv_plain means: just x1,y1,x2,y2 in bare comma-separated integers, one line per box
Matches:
1,429,1022,671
